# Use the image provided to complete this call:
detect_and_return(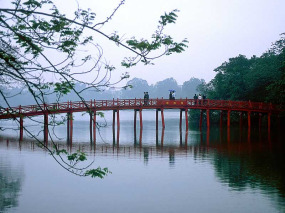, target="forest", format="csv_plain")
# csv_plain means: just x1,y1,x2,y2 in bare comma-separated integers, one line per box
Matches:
197,33,285,105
